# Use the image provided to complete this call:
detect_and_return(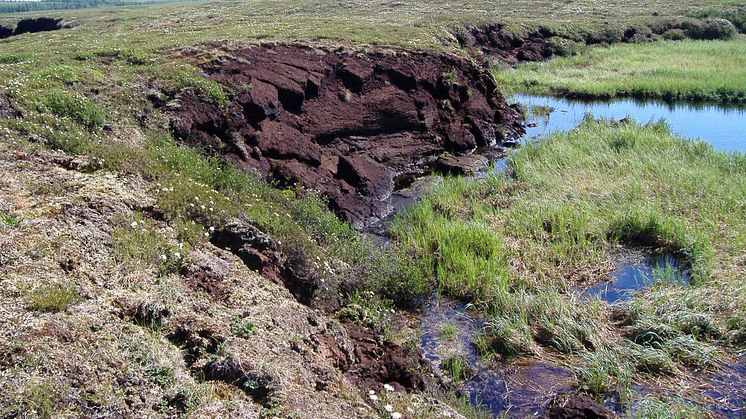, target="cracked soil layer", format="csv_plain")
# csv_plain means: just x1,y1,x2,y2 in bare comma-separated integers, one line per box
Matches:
168,43,524,228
